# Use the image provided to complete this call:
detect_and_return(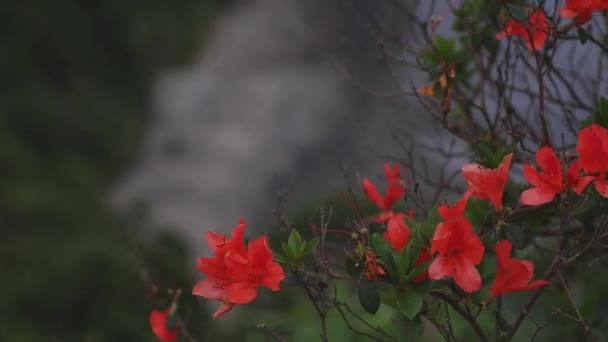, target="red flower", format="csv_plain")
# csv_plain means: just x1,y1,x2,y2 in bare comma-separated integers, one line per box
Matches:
490,240,548,296
364,250,385,281
150,309,178,342
496,8,549,51
575,124,608,198
576,123,608,175
566,161,595,194
429,192,485,293
363,163,406,222
521,147,563,205
438,188,473,221
462,153,513,212
412,248,432,283
193,220,285,318
383,213,430,283
560,0,608,25
383,213,412,253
